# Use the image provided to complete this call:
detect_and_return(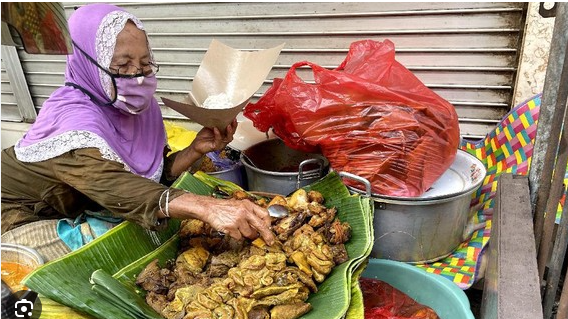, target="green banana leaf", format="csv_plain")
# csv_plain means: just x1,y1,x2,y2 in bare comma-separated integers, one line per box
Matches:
22,220,180,318
344,194,374,319
23,171,373,319
303,195,373,319
345,259,369,319
38,295,94,319
91,269,163,319
171,172,212,195
113,234,180,298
